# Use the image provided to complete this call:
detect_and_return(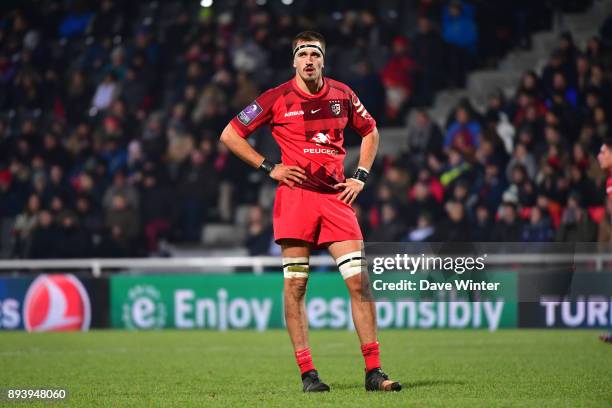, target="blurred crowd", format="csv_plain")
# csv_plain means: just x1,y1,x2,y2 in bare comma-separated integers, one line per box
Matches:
0,0,607,259
354,28,612,246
